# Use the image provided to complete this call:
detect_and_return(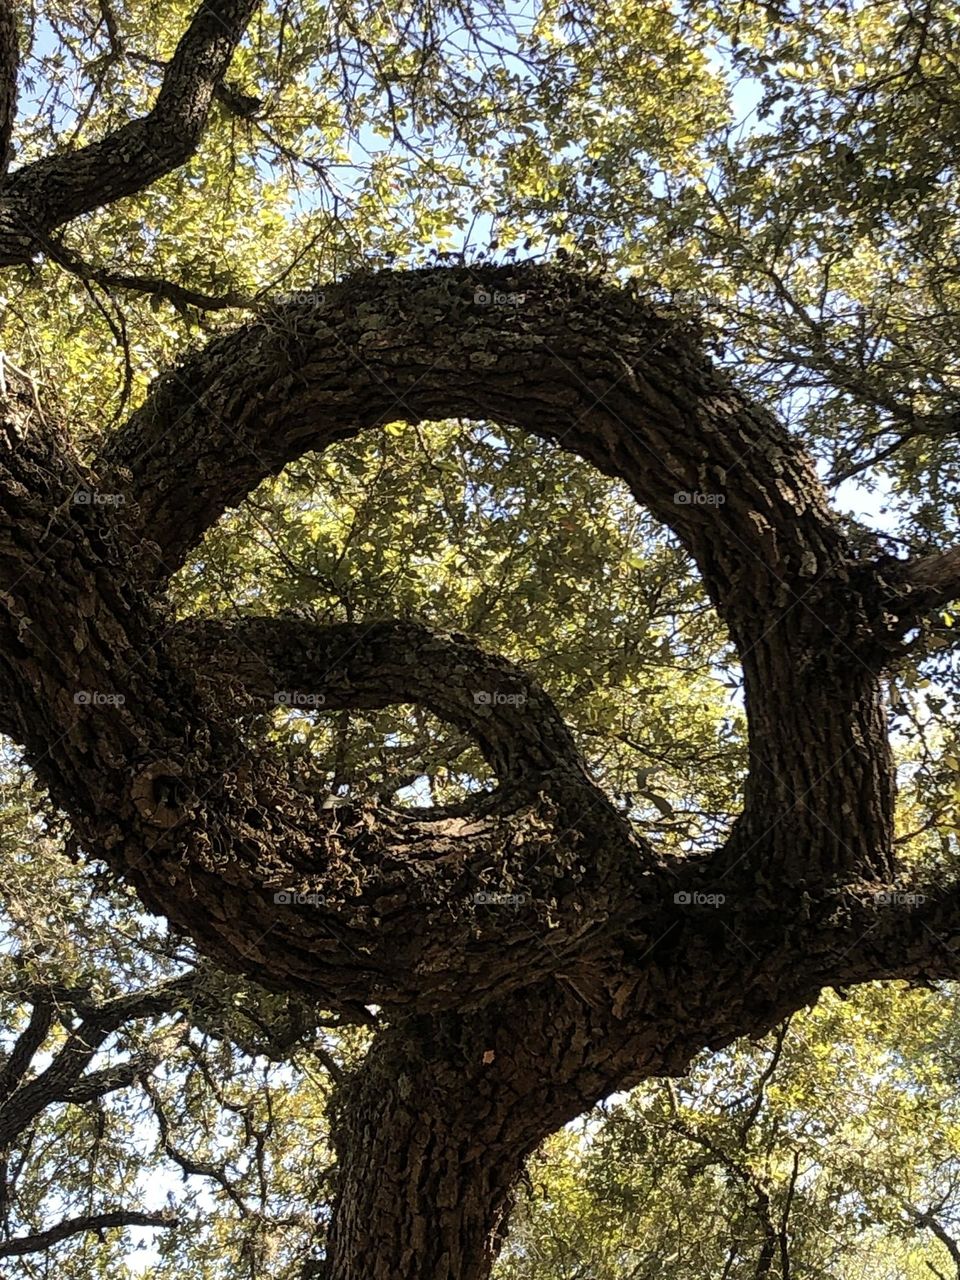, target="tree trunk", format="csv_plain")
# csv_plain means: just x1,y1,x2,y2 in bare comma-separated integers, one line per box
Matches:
324,992,633,1280
327,1043,523,1280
